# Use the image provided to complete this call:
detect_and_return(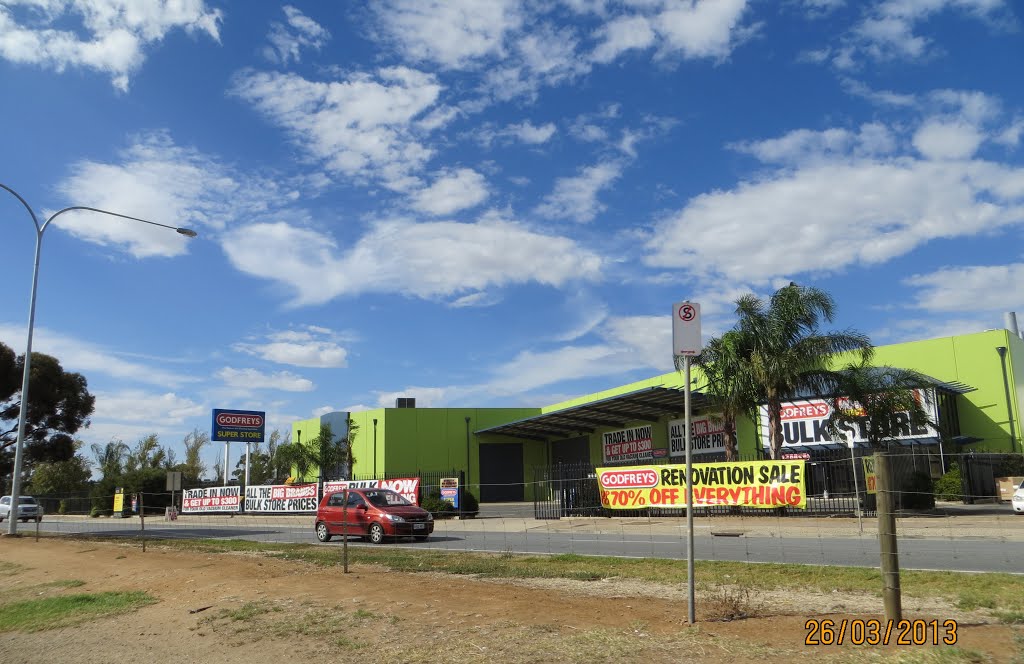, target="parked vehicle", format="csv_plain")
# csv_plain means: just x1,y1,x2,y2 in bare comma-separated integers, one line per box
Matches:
315,488,433,544
1013,480,1024,515
0,495,43,523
